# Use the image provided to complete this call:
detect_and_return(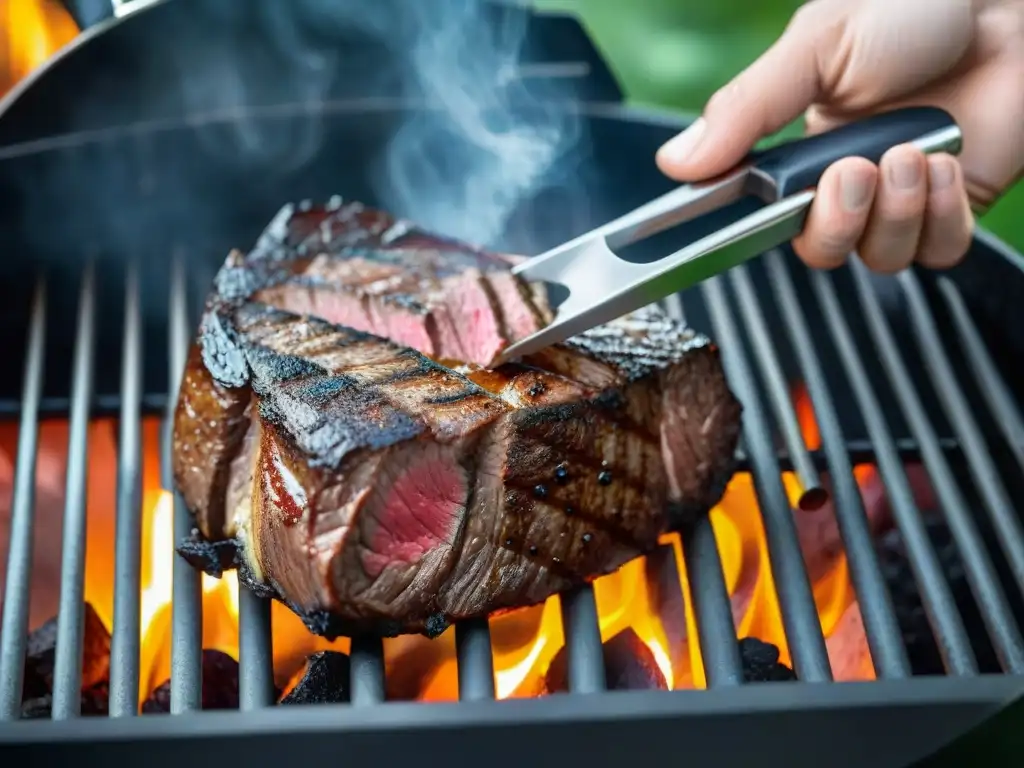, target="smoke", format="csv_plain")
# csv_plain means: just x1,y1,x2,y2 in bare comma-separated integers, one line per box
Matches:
163,0,581,247
0,0,588,405
166,1,341,178
370,0,581,246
